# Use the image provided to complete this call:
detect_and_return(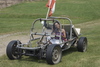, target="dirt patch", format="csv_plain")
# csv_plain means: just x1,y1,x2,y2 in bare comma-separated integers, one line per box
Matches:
0,32,30,56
